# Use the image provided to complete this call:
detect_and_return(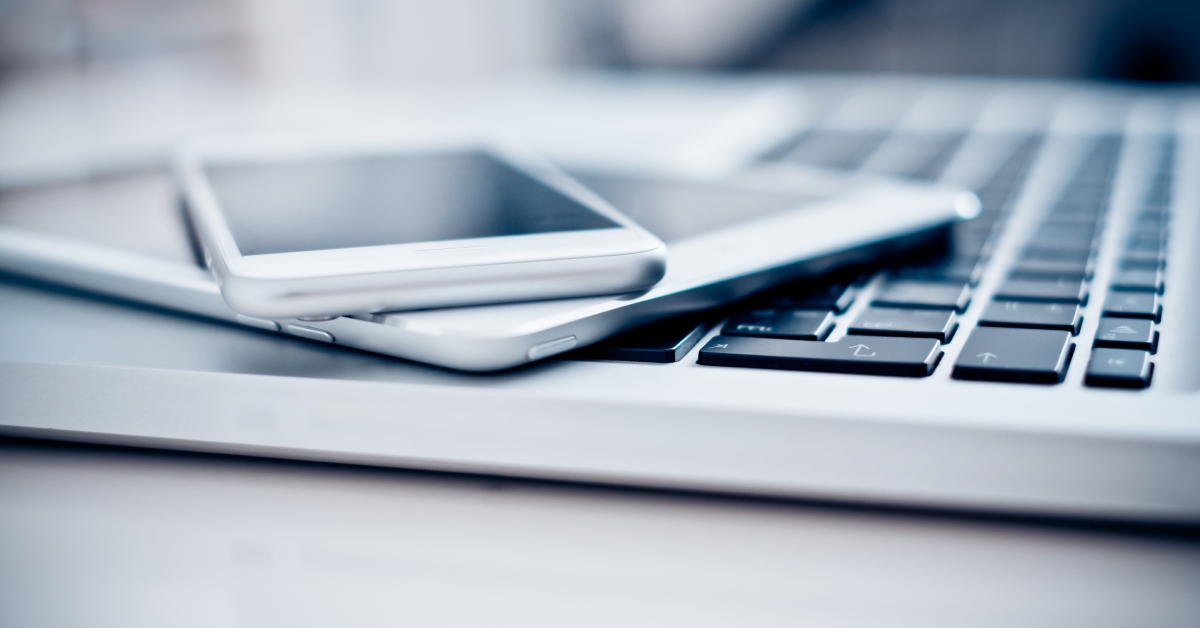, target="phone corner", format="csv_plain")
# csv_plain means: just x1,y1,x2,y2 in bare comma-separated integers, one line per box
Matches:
213,274,281,319
637,242,669,287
